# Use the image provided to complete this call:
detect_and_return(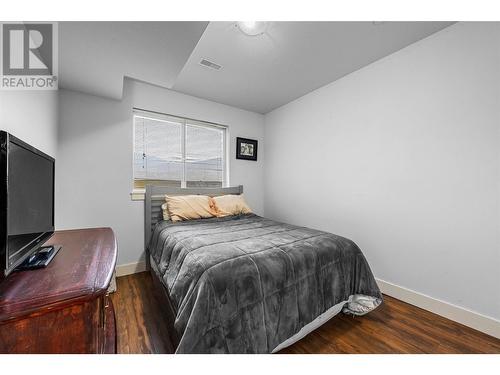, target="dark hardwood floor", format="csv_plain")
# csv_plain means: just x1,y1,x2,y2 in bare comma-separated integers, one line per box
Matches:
111,271,174,354
111,272,500,354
